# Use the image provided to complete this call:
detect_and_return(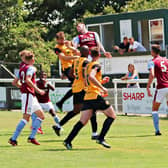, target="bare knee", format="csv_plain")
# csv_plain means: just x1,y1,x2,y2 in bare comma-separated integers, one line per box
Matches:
104,106,116,119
